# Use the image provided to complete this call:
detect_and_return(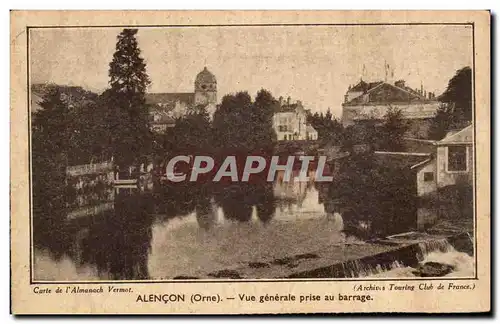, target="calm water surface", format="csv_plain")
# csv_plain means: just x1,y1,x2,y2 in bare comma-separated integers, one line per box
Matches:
33,169,469,280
